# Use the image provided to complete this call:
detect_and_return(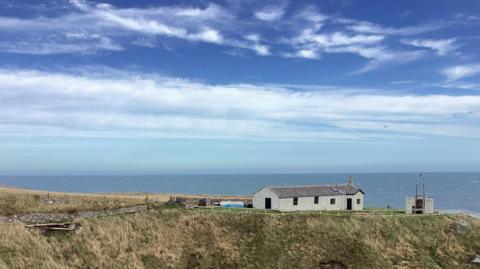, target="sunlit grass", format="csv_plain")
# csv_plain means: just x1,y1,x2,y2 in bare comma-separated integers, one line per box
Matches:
0,208,478,269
